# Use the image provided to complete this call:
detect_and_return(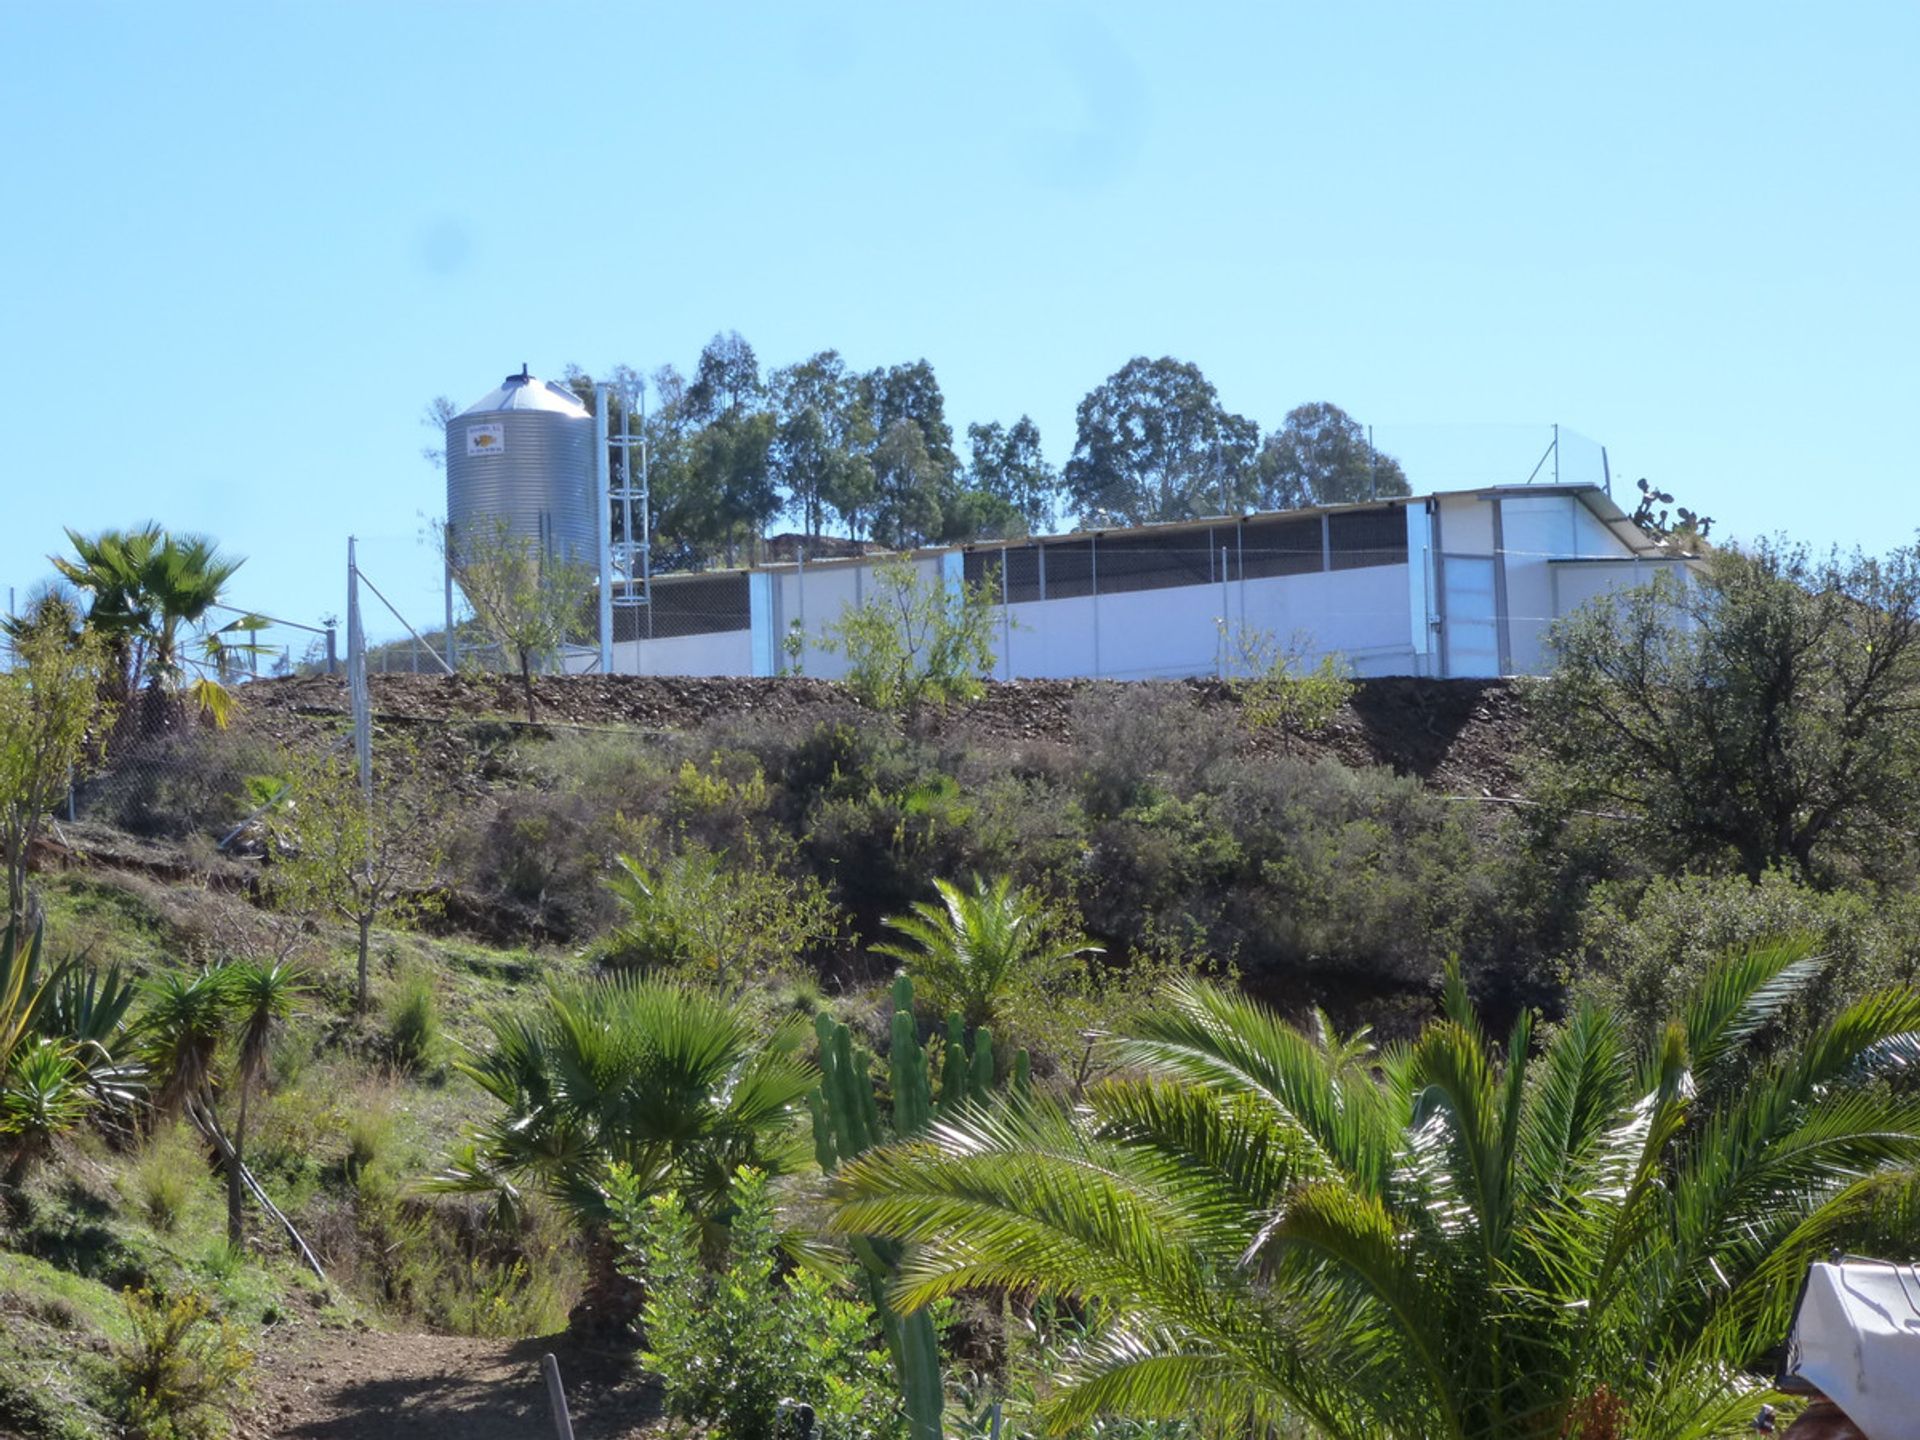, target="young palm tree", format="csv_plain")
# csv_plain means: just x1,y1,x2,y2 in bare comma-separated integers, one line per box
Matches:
141,967,233,1119
223,961,302,1246
830,945,1920,1440
55,525,248,726
874,875,1100,1031
430,975,817,1229
431,975,817,1328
